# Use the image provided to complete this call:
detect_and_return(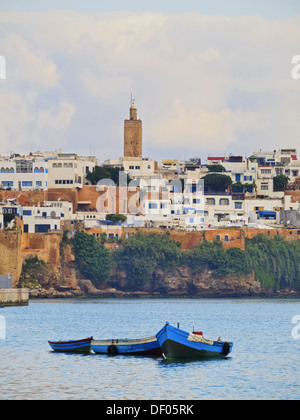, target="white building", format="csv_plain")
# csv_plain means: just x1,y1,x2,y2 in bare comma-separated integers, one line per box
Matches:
47,153,97,189
0,151,97,191
20,201,73,233
0,156,48,190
